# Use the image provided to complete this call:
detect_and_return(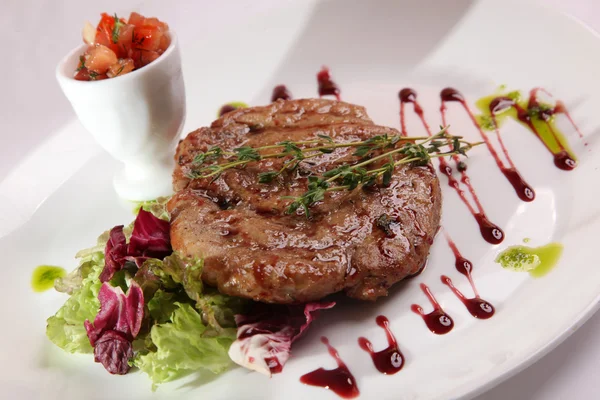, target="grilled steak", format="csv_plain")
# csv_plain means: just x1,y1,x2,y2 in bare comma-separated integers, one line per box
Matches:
168,99,442,303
